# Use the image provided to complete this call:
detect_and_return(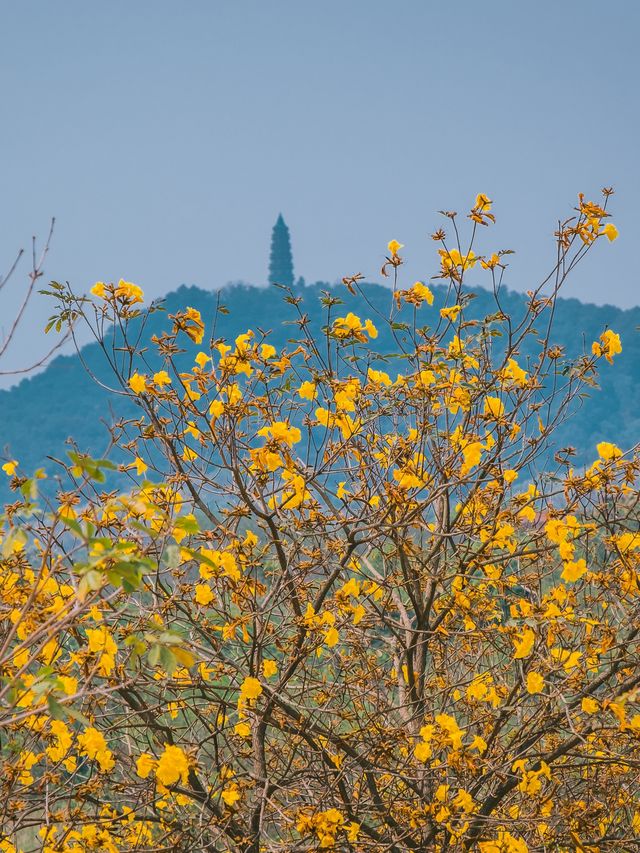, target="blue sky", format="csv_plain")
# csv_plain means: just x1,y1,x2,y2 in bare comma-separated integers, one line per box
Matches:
1,1,638,382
